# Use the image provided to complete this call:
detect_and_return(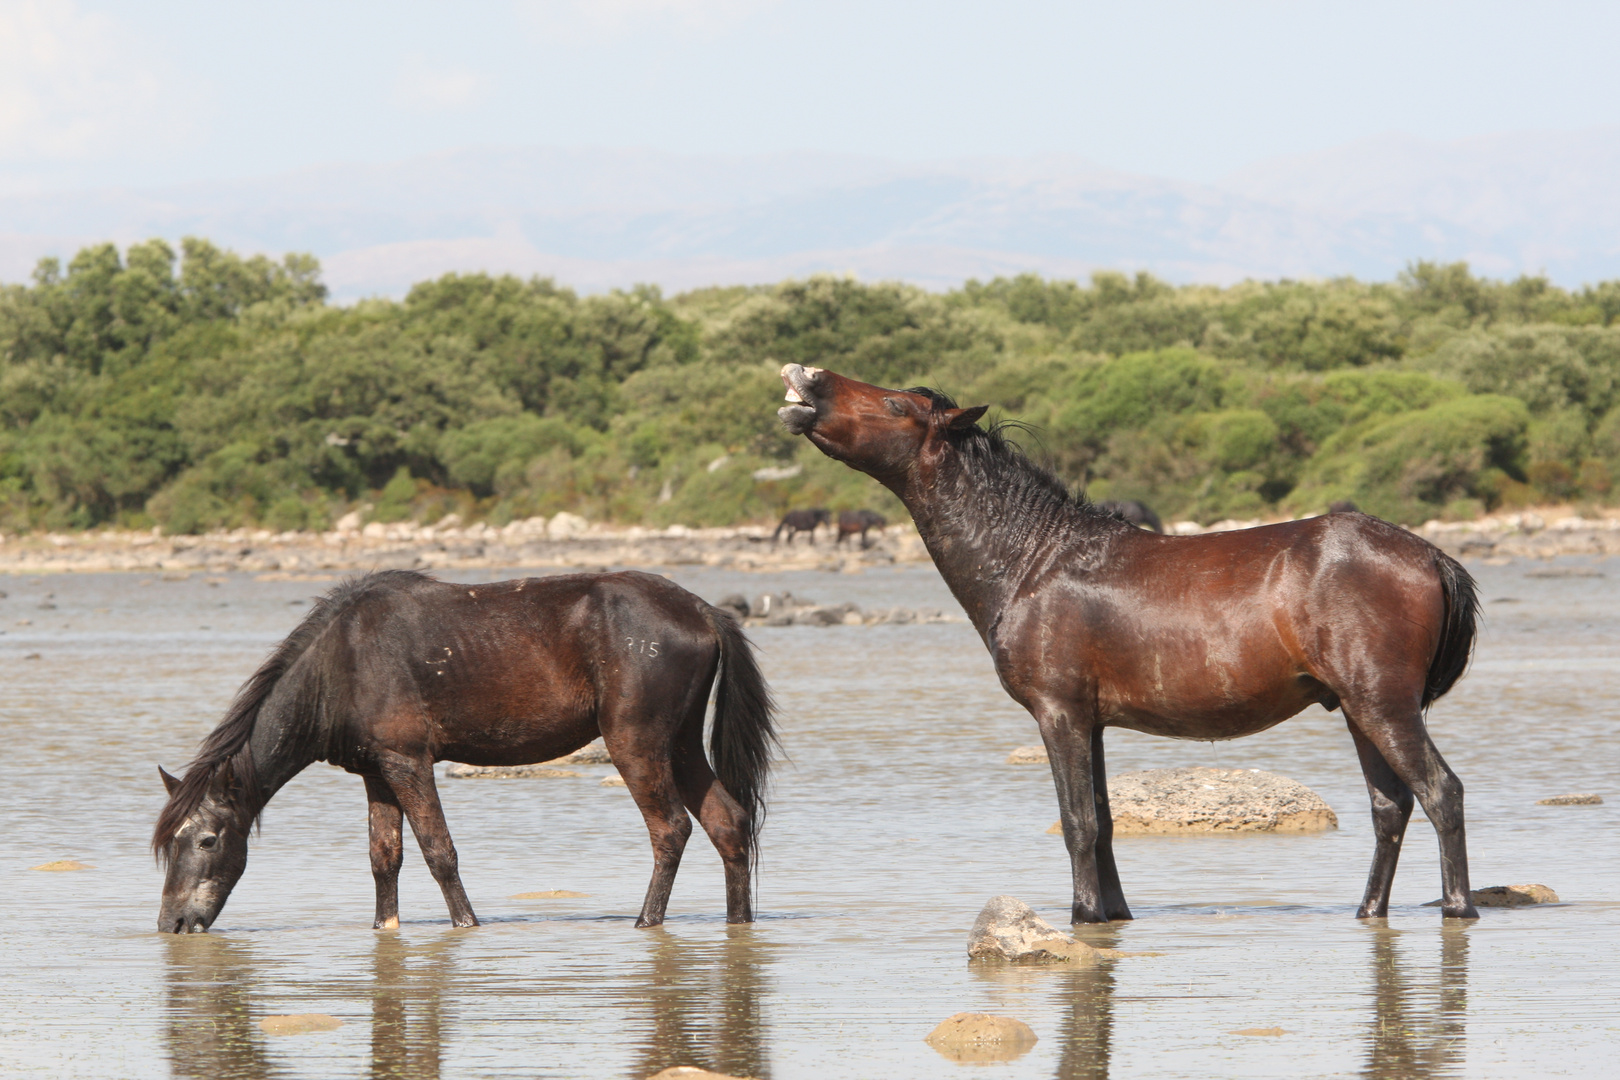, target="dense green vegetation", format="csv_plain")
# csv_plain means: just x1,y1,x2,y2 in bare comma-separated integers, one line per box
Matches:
6,239,1620,534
